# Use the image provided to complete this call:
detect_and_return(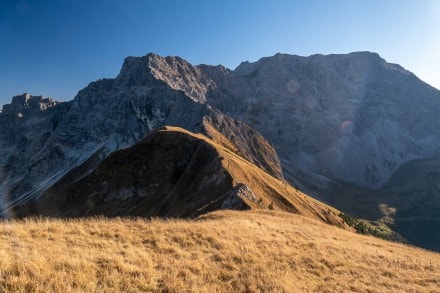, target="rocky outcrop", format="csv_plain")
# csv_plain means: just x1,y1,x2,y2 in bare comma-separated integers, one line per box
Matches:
1,93,58,115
